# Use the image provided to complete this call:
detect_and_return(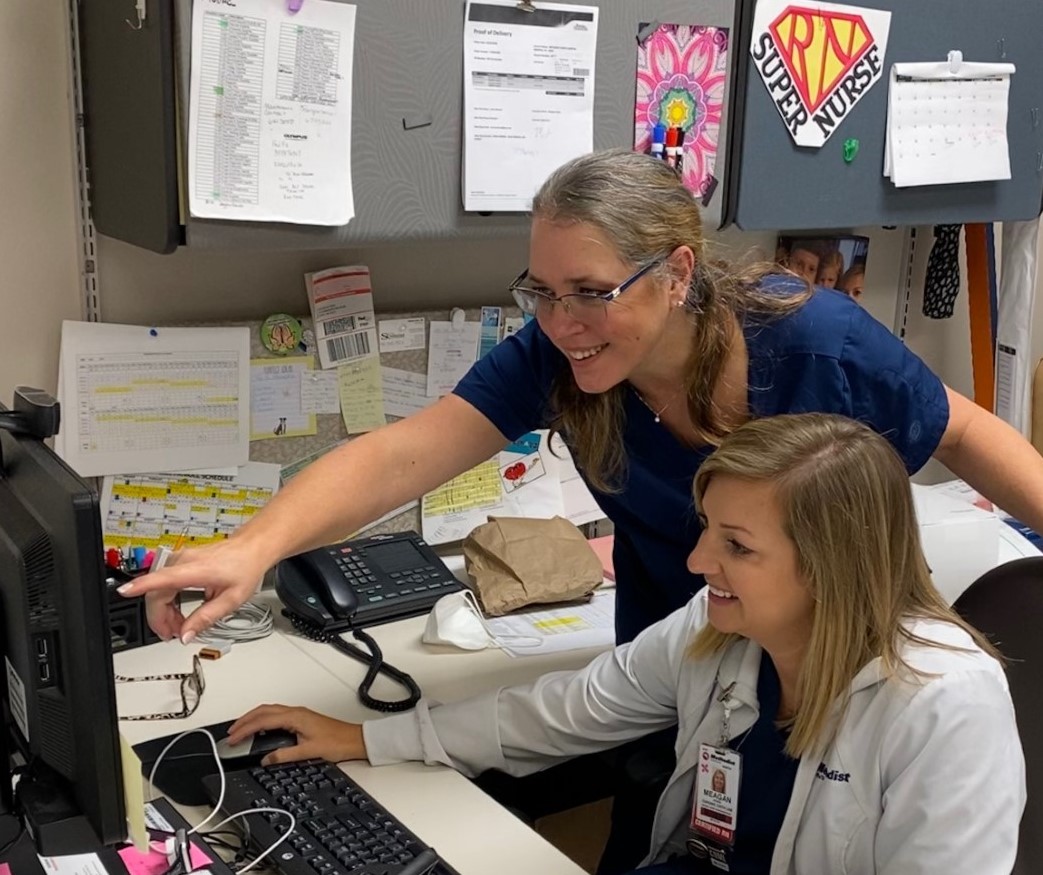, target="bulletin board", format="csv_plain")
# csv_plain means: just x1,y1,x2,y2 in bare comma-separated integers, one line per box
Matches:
171,0,739,249
725,0,1043,230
